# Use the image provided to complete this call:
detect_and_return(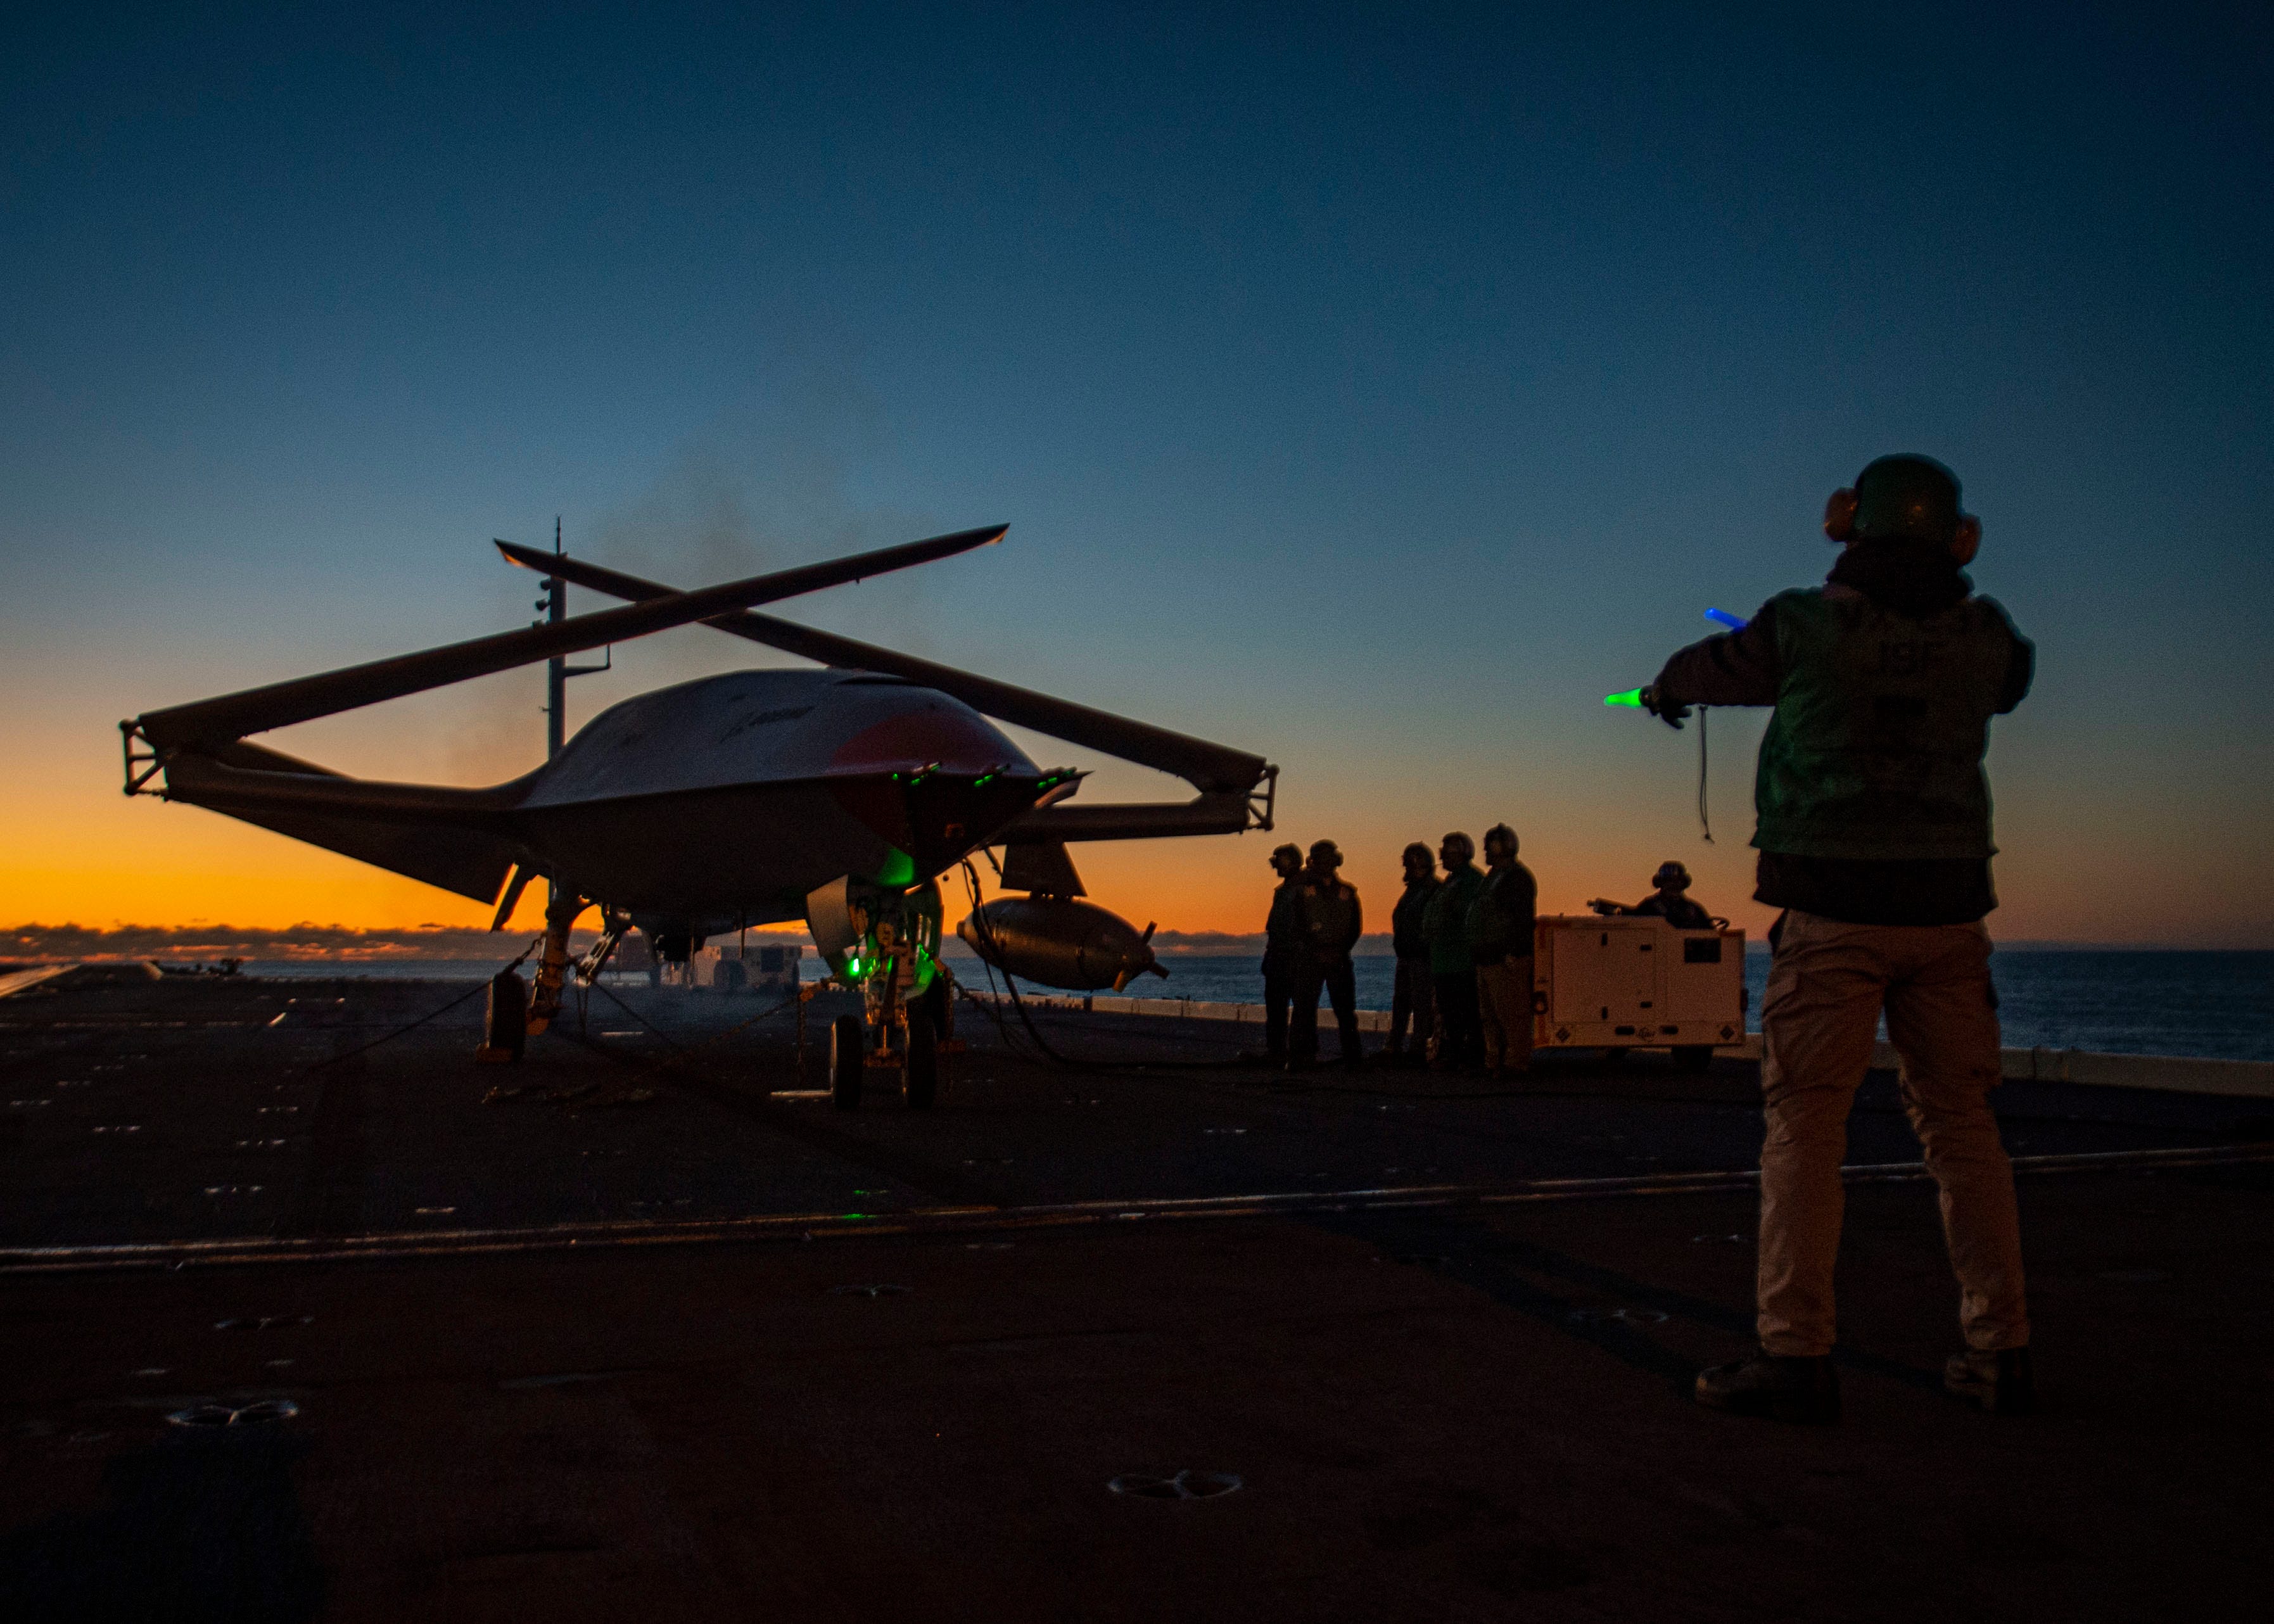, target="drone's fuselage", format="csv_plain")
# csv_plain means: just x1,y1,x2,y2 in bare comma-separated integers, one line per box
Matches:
518,668,1051,932
153,666,1055,941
